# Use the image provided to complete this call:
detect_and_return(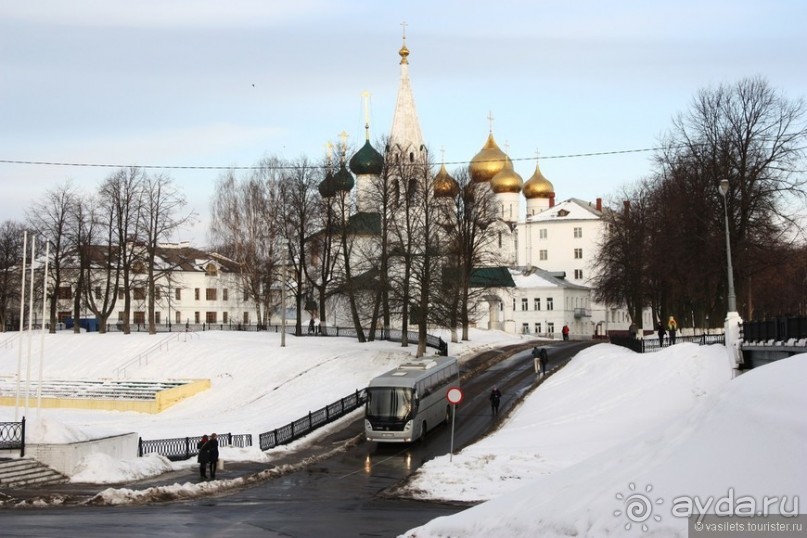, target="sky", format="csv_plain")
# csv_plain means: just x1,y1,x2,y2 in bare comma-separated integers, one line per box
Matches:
1,328,805,537
2,1,806,246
